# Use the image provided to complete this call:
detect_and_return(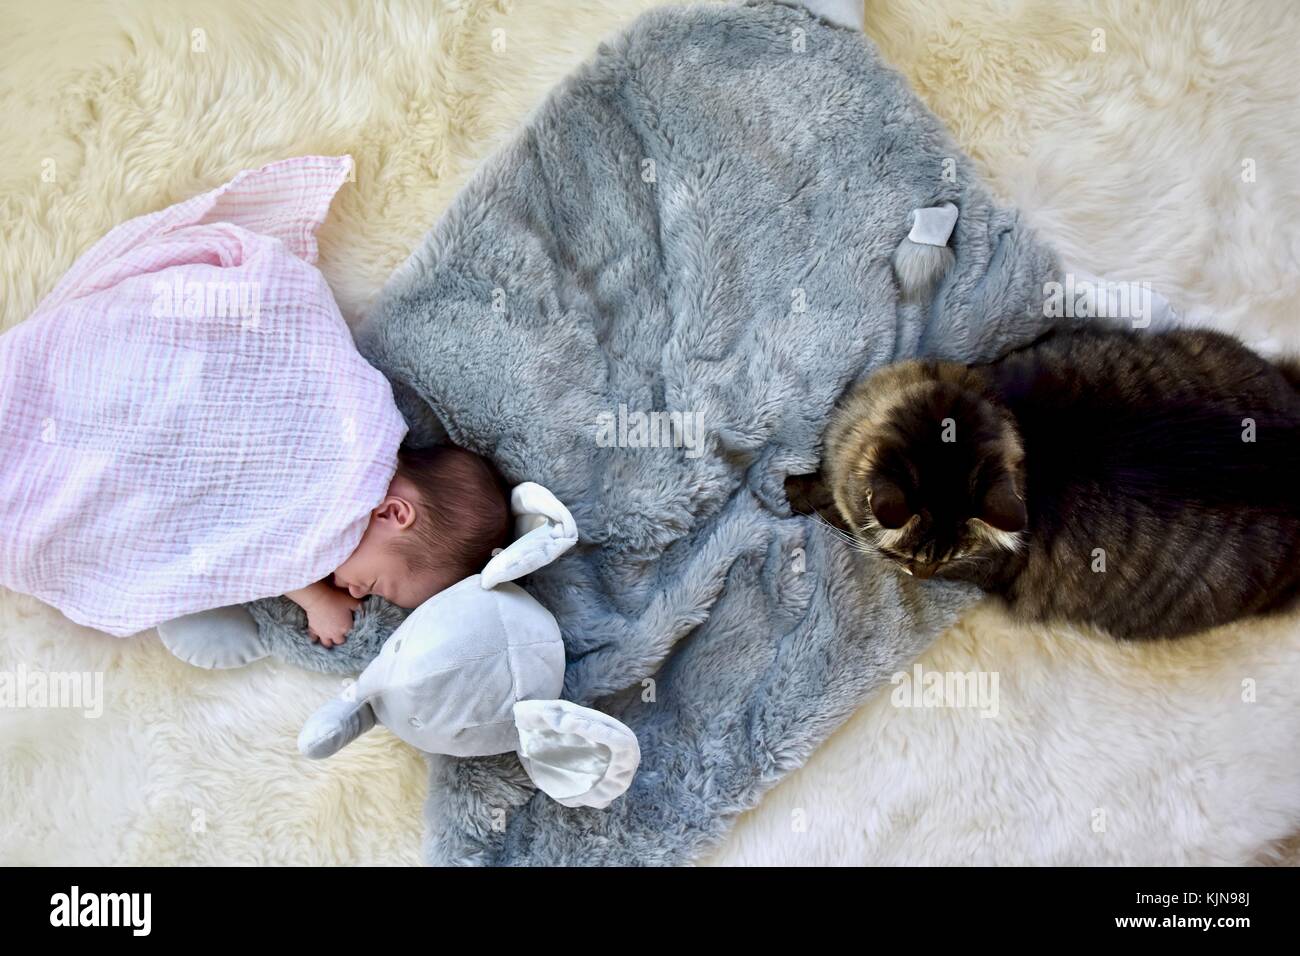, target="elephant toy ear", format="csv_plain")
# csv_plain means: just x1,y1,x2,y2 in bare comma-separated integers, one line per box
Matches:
512,700,641,809
480,482,579,589
157,604,270,669
297,695,377,759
